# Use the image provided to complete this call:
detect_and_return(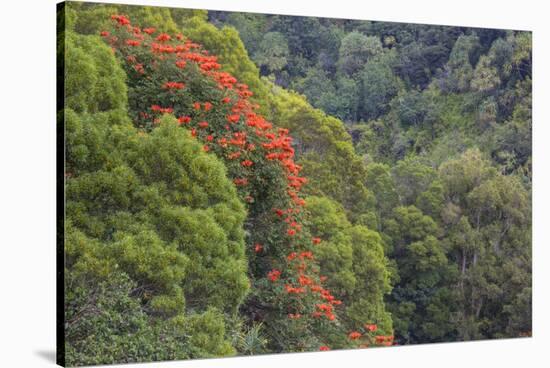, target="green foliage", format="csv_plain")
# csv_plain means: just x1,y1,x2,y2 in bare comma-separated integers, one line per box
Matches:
62,4,531,360
359,54,402,120
254,32,290,74
268,86,376,225
306,196,393,335
211,8,532,348
63,27,250,365
64,32,127,113
338,32,382,76
178,15,271,111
